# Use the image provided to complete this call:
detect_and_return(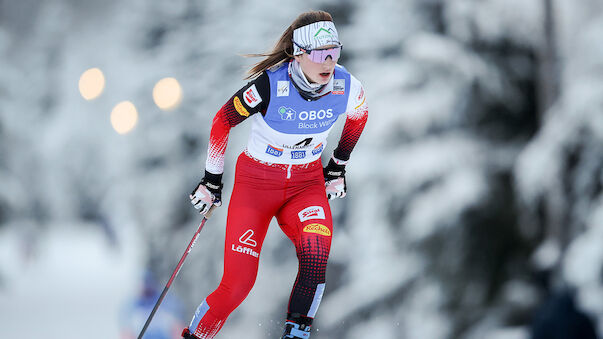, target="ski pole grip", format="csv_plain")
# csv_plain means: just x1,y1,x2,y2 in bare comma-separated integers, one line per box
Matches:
205,204,217,219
